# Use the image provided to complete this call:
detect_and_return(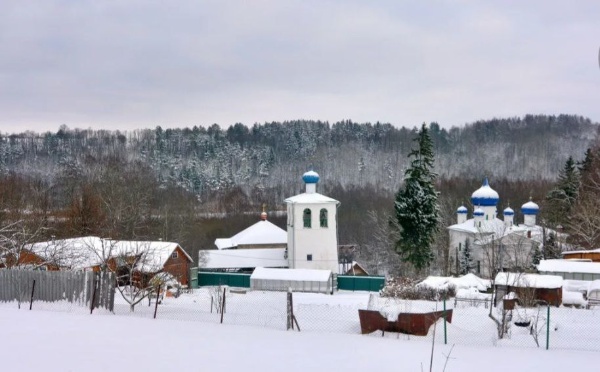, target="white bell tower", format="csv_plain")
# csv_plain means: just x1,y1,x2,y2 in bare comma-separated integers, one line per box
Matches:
285,171,340,273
